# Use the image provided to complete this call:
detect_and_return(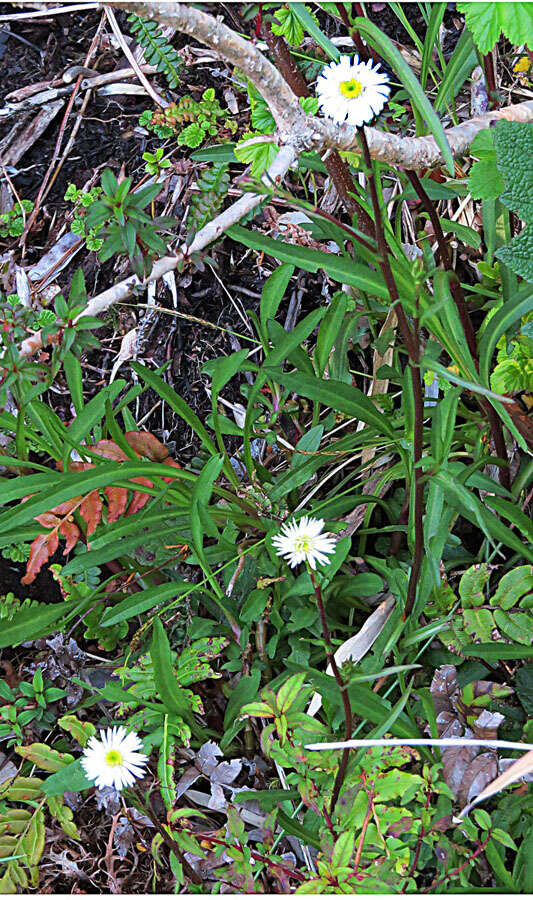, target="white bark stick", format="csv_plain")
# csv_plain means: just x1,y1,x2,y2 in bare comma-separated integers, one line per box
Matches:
106,1,533,168
306,738,533,752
